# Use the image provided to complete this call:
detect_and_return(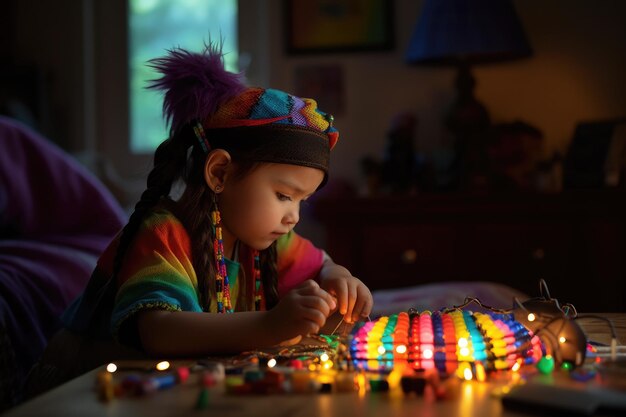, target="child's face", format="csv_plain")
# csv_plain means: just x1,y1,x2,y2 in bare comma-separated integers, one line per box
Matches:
218,163,324,251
